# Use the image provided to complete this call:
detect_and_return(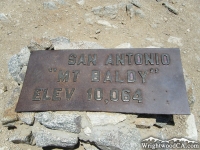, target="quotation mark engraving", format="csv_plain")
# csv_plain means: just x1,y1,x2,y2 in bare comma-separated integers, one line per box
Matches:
150,68,159,73
48,68,57,72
